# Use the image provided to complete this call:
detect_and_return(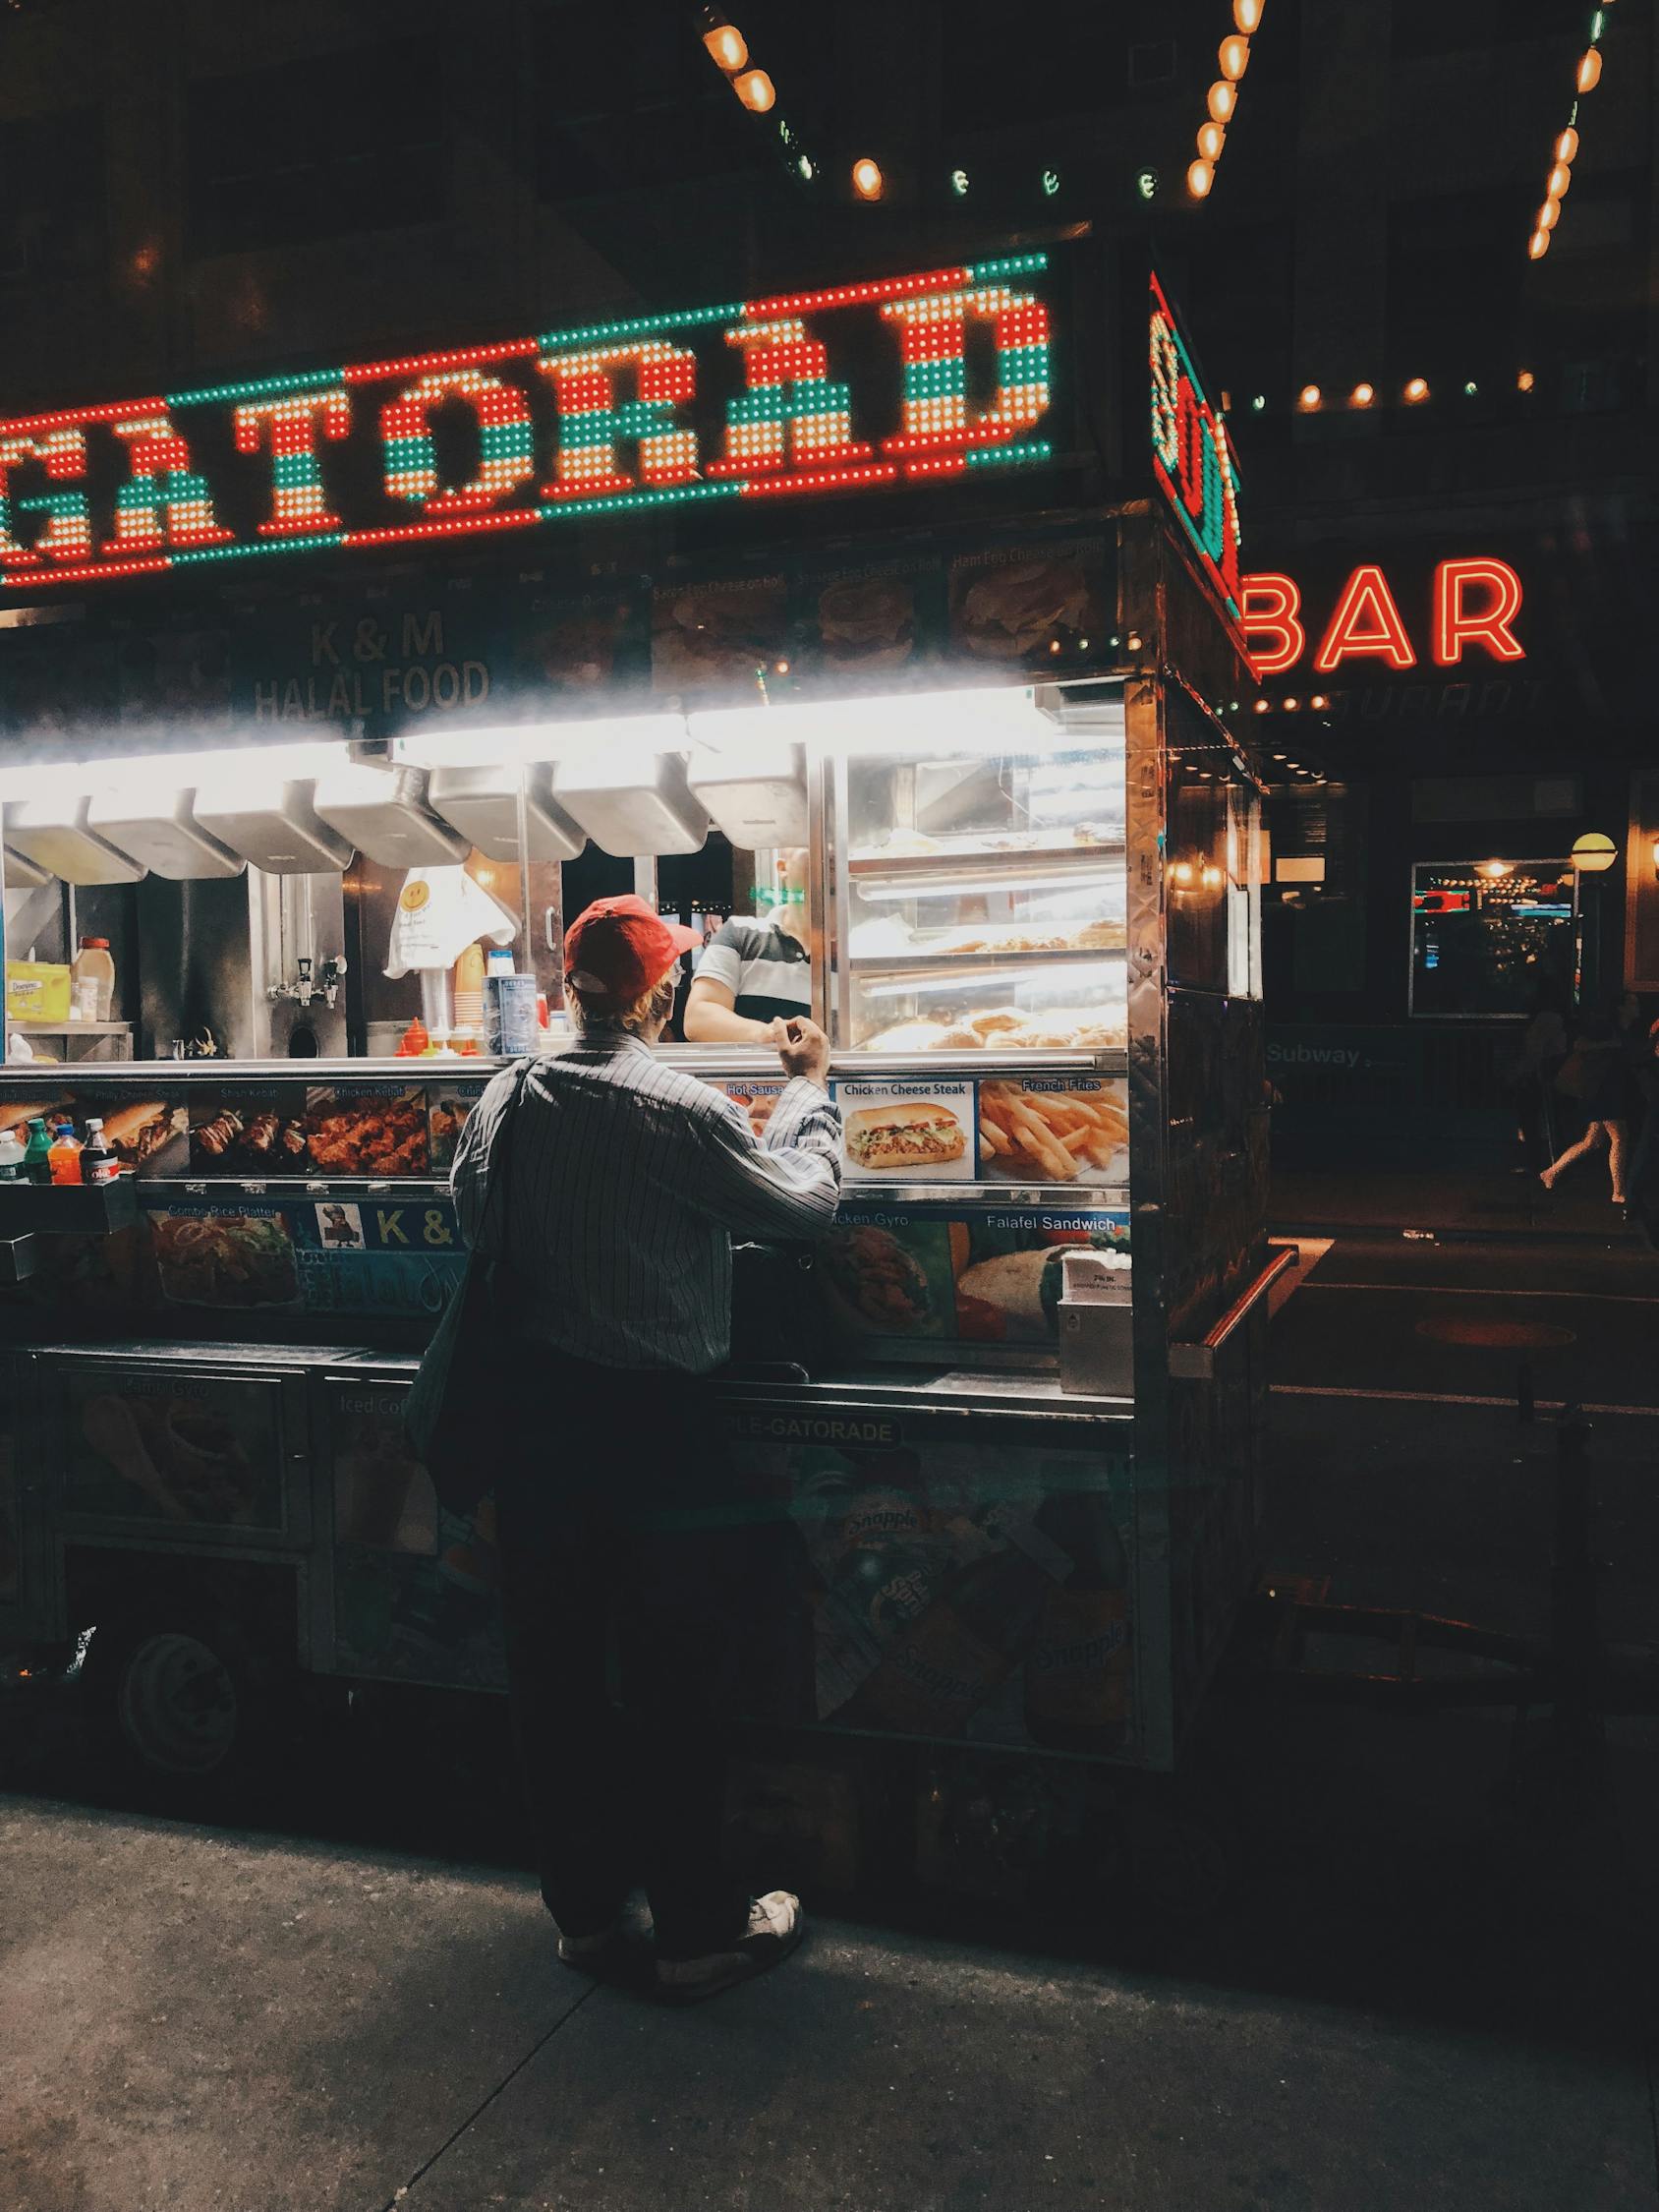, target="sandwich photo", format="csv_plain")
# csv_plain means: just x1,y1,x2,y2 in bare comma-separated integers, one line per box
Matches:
101,1099,186,1167
816,574,915,669
0,1096,72,1138
845,1100,967,1172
